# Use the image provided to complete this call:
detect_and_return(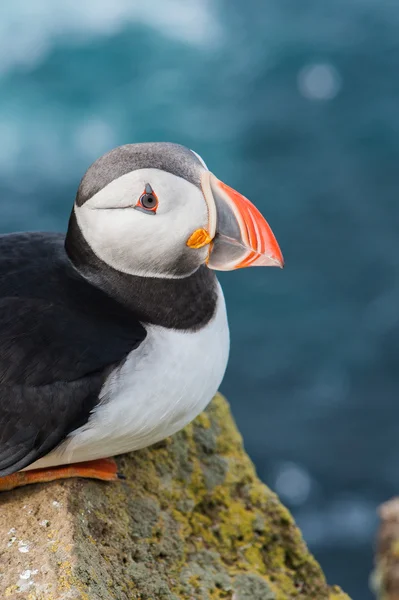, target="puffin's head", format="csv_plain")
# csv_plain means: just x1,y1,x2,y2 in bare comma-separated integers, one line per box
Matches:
69,142,283,278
